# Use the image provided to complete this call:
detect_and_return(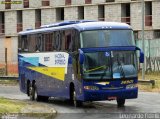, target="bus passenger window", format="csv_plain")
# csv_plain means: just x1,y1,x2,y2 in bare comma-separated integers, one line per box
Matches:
21,35,28,52
44,33,53,51
54,31,62,51
65,30,72,51
36,34,43,52
28,34,36,52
